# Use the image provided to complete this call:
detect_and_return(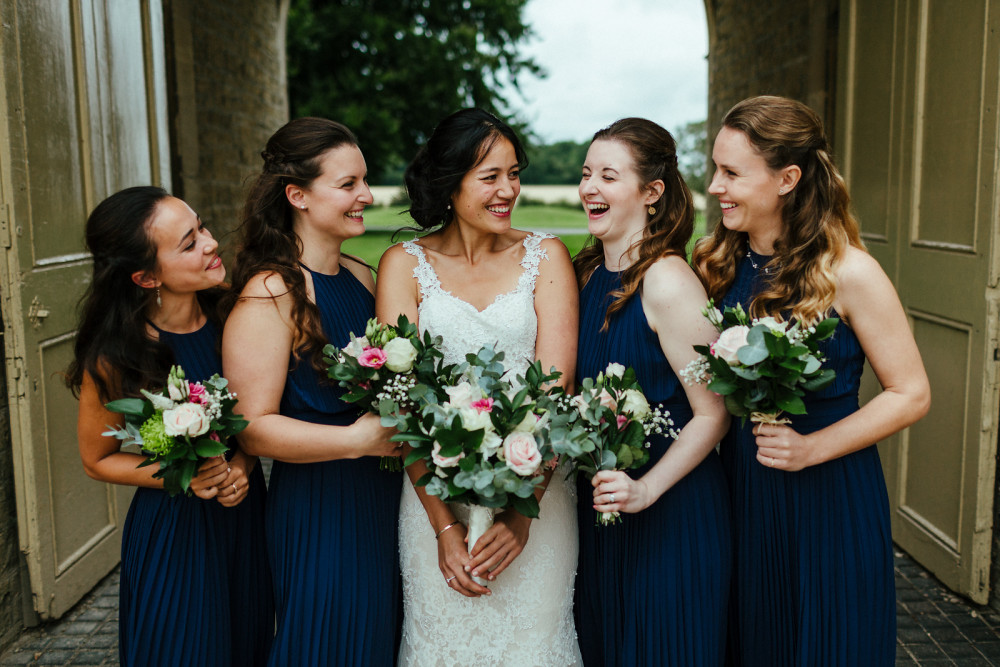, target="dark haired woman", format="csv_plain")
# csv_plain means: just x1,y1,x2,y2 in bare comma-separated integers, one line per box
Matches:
572,118,732,666
377,108,581,665
693,96,930,666
69,187,272,666
222,118,401,665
